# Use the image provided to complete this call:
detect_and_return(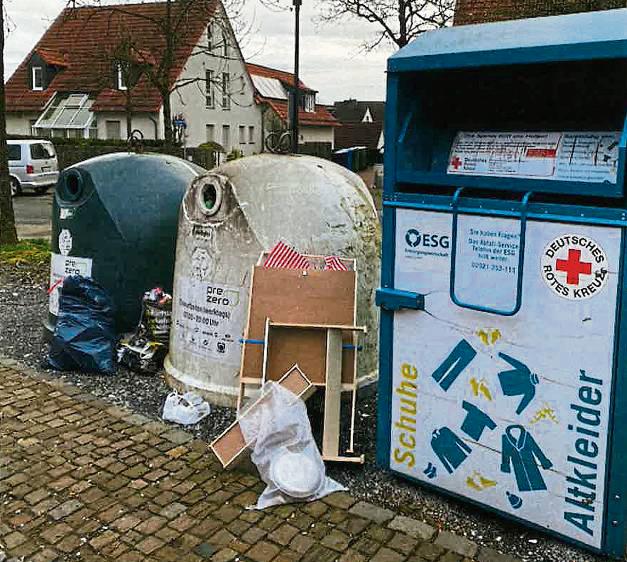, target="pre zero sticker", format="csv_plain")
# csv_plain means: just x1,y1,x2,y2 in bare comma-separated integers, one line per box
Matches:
541,235,609,300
